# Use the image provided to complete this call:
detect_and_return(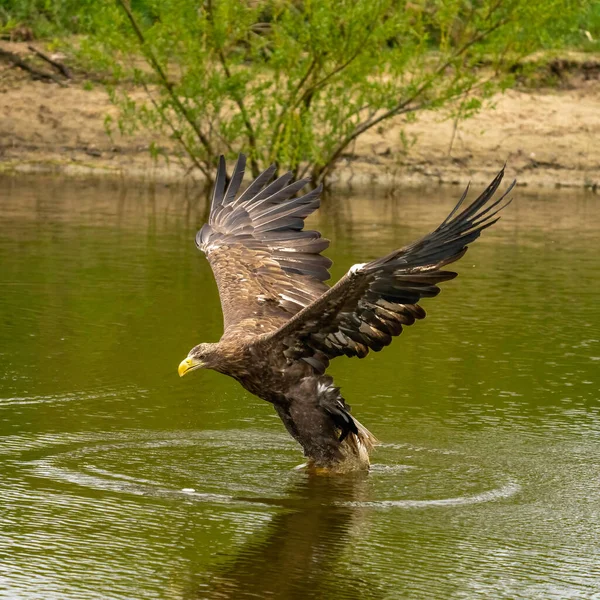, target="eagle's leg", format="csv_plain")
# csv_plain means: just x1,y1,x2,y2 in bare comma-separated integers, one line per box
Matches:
274,377,378,472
